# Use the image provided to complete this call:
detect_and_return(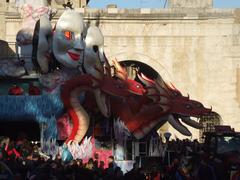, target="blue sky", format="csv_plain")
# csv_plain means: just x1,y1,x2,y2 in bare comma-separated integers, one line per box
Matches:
88,0,240,8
